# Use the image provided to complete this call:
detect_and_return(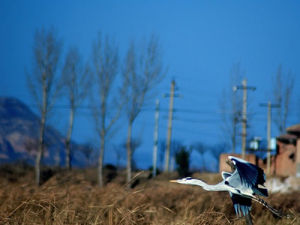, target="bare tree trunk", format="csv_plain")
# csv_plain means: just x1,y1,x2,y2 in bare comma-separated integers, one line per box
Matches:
126,121,133,183
35,85,46,185
35,118,45,185
65,106,74,170
98,133,105,187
